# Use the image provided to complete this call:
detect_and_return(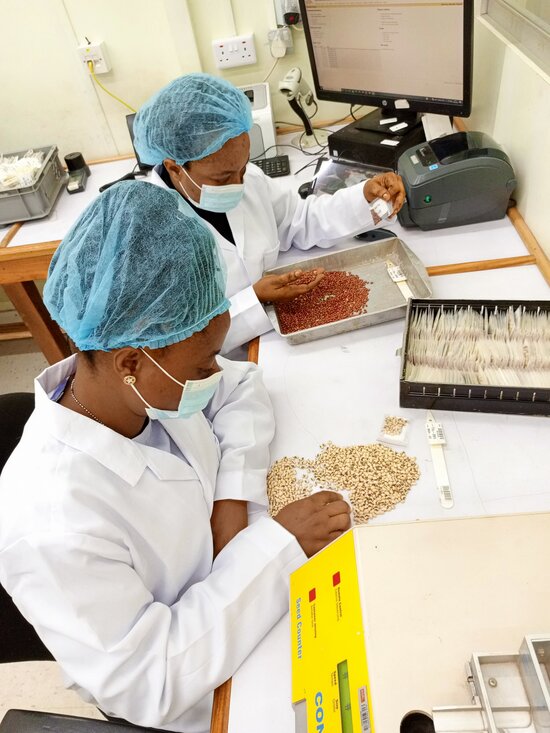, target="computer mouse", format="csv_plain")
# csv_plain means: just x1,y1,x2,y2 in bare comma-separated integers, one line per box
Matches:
354,227,396,242
298,181,312,199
